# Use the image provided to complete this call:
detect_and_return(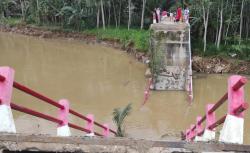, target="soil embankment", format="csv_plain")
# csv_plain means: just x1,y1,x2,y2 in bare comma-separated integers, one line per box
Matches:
192,56,250,75
1,24,249,75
